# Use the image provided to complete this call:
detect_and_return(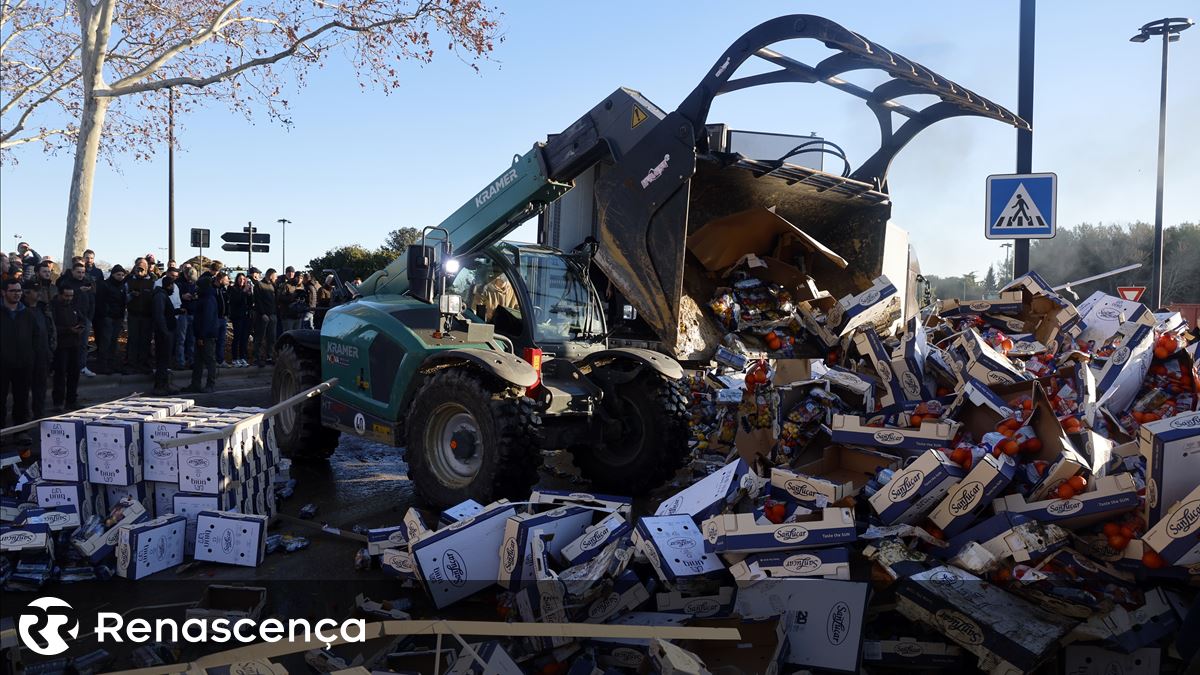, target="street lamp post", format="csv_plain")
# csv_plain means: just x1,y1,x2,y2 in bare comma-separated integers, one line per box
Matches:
167,87,175,262
277,218,291,271
1130,17,1193,309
